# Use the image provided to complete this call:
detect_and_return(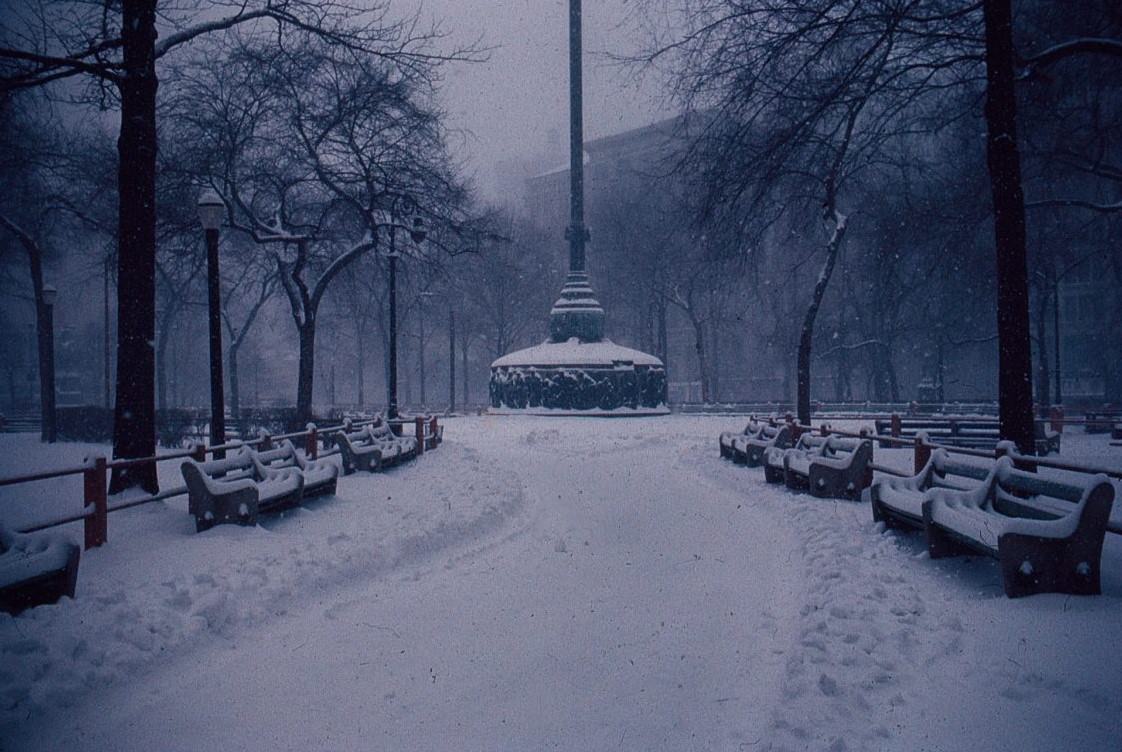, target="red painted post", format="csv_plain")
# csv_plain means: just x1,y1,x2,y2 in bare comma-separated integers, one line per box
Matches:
305,423,318,460
890,413,902,439
191,443,206,462
819,423,829,437
430,416,439,447
83,455,108,550
258,430,273,451
789,418,803,442
914,435,931,475
1049,405,1064,434
415,416,425,455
